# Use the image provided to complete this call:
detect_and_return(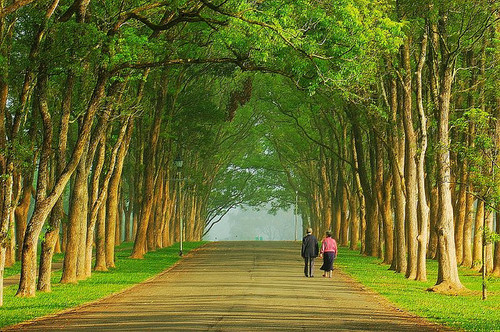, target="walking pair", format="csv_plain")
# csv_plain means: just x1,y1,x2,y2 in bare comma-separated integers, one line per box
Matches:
301,229,337,278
